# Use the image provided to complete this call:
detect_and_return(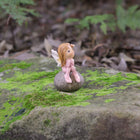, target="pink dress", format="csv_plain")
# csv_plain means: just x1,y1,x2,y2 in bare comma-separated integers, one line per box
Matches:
62,58,80,83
